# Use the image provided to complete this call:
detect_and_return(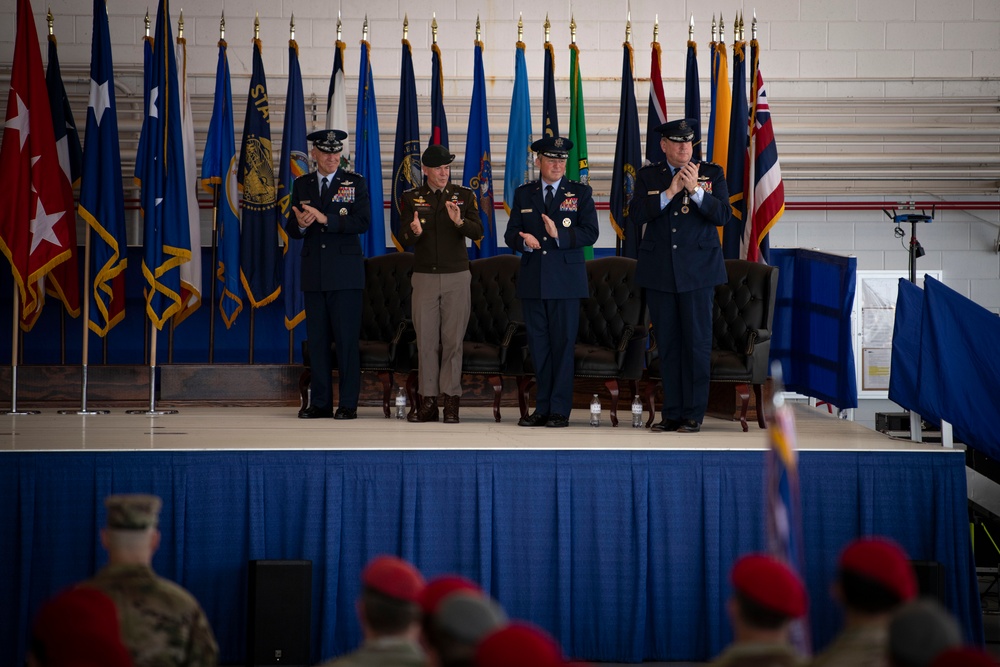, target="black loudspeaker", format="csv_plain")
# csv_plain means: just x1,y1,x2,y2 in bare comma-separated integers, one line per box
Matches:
911,560,946,602
247,560,312,667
